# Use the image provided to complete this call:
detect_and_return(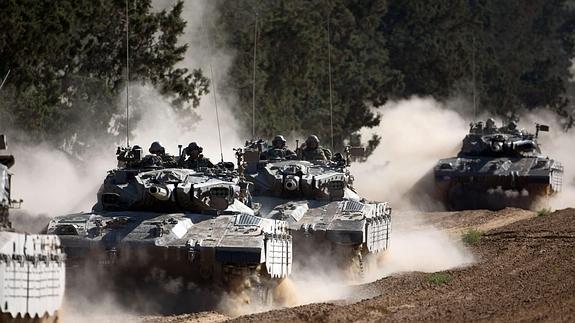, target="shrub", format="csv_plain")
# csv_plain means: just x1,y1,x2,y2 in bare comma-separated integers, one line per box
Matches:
462,228,482,245
537,208,552,217
427,272,452,285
